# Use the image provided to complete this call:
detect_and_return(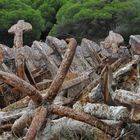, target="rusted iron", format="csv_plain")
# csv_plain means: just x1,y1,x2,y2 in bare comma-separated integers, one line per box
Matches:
1,20,140,140
44,38,77,102
24,106,47,140
129,35,140,55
